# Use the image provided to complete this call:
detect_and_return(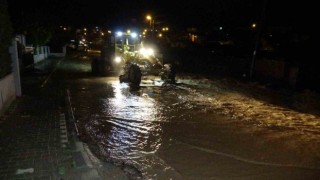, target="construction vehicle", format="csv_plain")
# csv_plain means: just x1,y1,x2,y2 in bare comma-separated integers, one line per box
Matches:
102,30,175,86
